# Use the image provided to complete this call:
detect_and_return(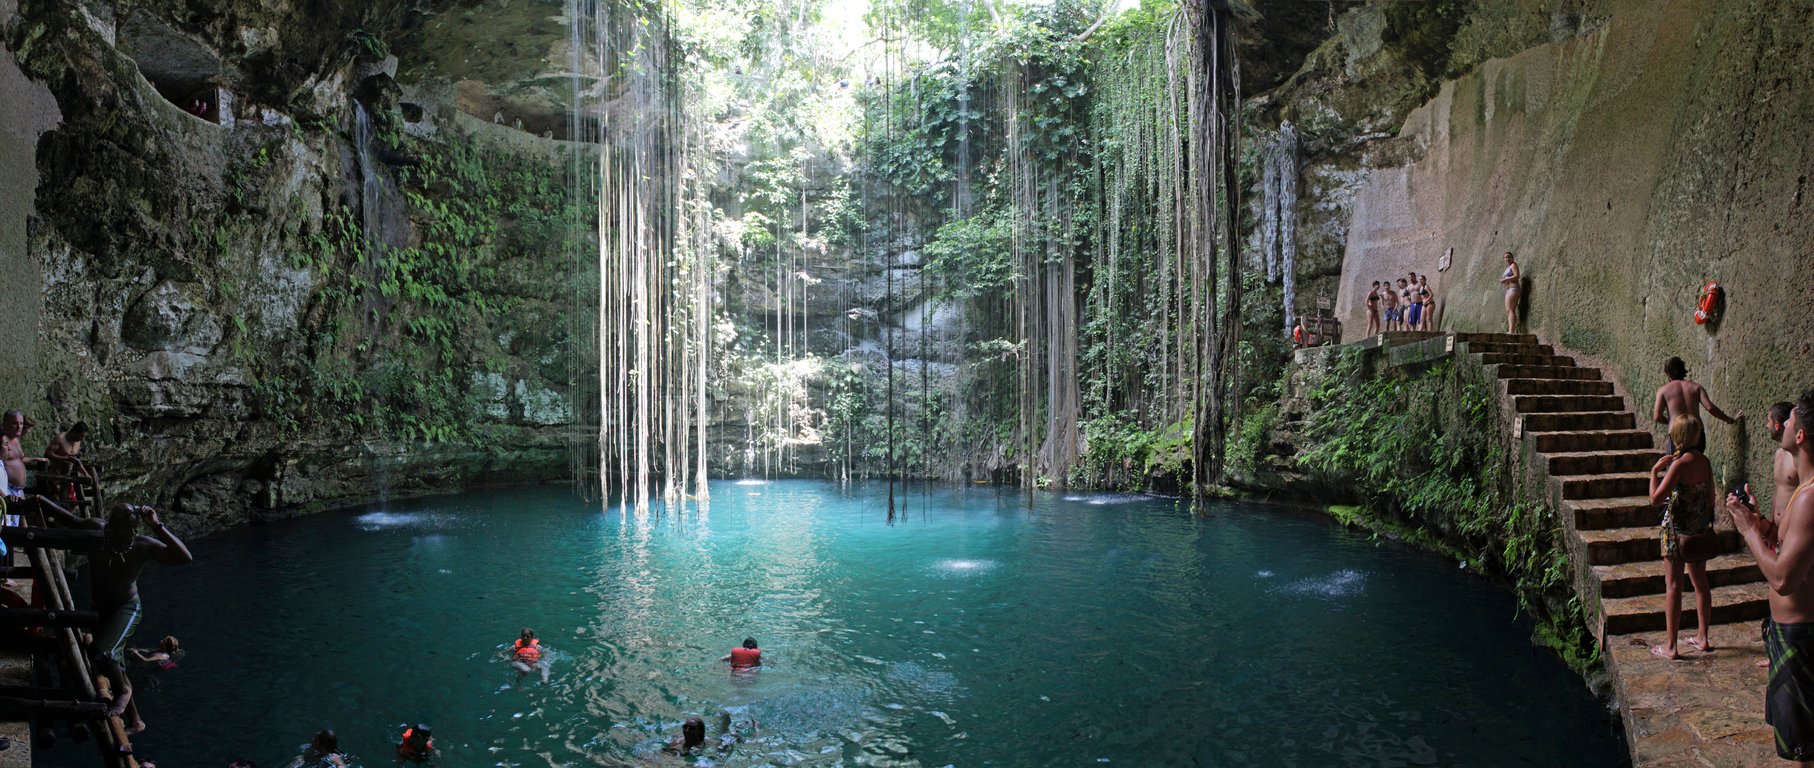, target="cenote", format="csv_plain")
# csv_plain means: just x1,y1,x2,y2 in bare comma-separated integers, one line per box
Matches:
123,481,1624,767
